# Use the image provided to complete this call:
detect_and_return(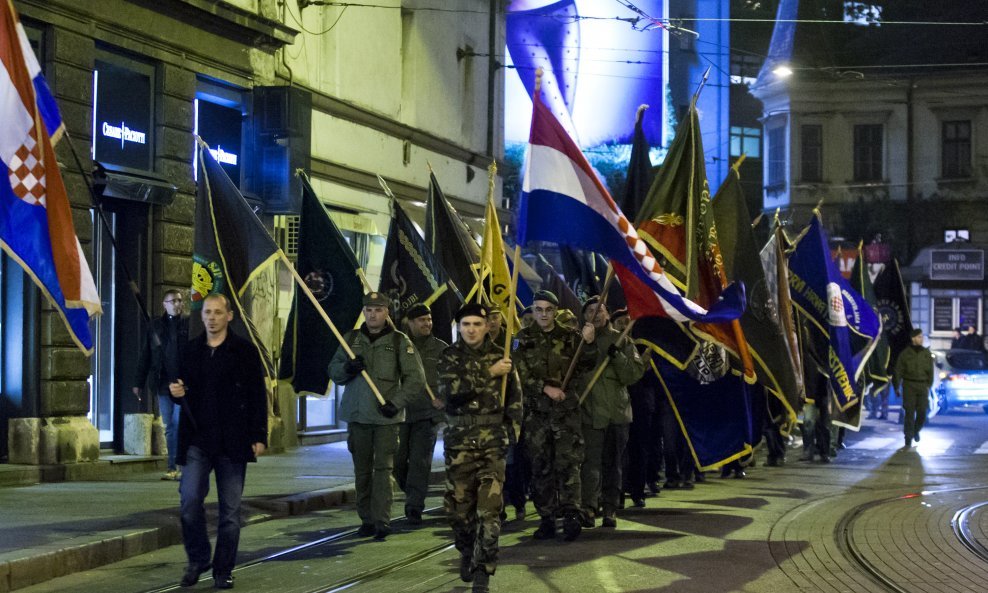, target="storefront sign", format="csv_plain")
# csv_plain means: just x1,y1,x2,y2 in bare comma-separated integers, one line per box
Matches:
931,249,984,281
93,59,153,171
195,99,243,186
